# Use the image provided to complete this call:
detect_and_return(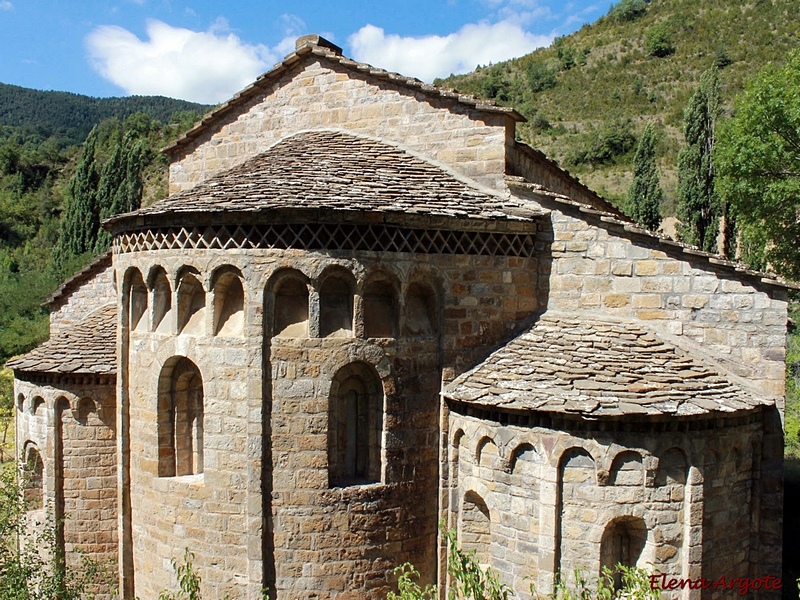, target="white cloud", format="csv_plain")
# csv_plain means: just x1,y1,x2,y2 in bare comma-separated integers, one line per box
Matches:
86,19,287,104
348,21,552,82
0,2,14,11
